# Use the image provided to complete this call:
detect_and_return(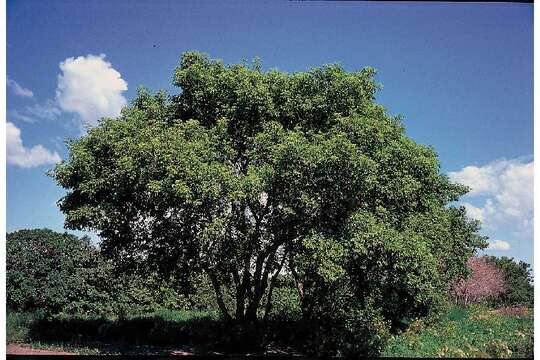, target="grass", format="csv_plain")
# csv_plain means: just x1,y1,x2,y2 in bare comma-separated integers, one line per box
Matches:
11,340,104,355
7,308,224,355
382,304,533,358
7,305,534,357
